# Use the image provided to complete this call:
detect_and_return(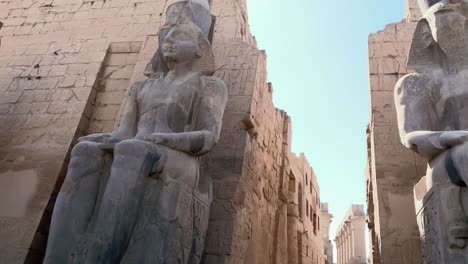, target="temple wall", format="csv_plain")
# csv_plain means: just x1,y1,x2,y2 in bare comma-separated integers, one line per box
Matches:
0,1,167,262
366,0,426,263
0,0,328,263
288,154,325,264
